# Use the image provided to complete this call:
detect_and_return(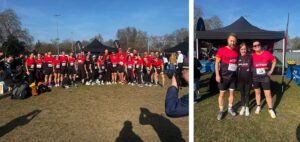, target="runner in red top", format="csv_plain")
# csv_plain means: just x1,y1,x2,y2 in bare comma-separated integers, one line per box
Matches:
59,51,68,81
251,40,277,118
67,52,76,84
35,53,44,84
43,52,54,87
215,34,238,120
110,52,118,84
116,48,127,61
126,55,135,85
135,55,144,86
152,56,165,86
118,54,126,84
25,53,35,85
97,55,105,84
76,52,86,83
53,55,61,87
143,57,152,86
